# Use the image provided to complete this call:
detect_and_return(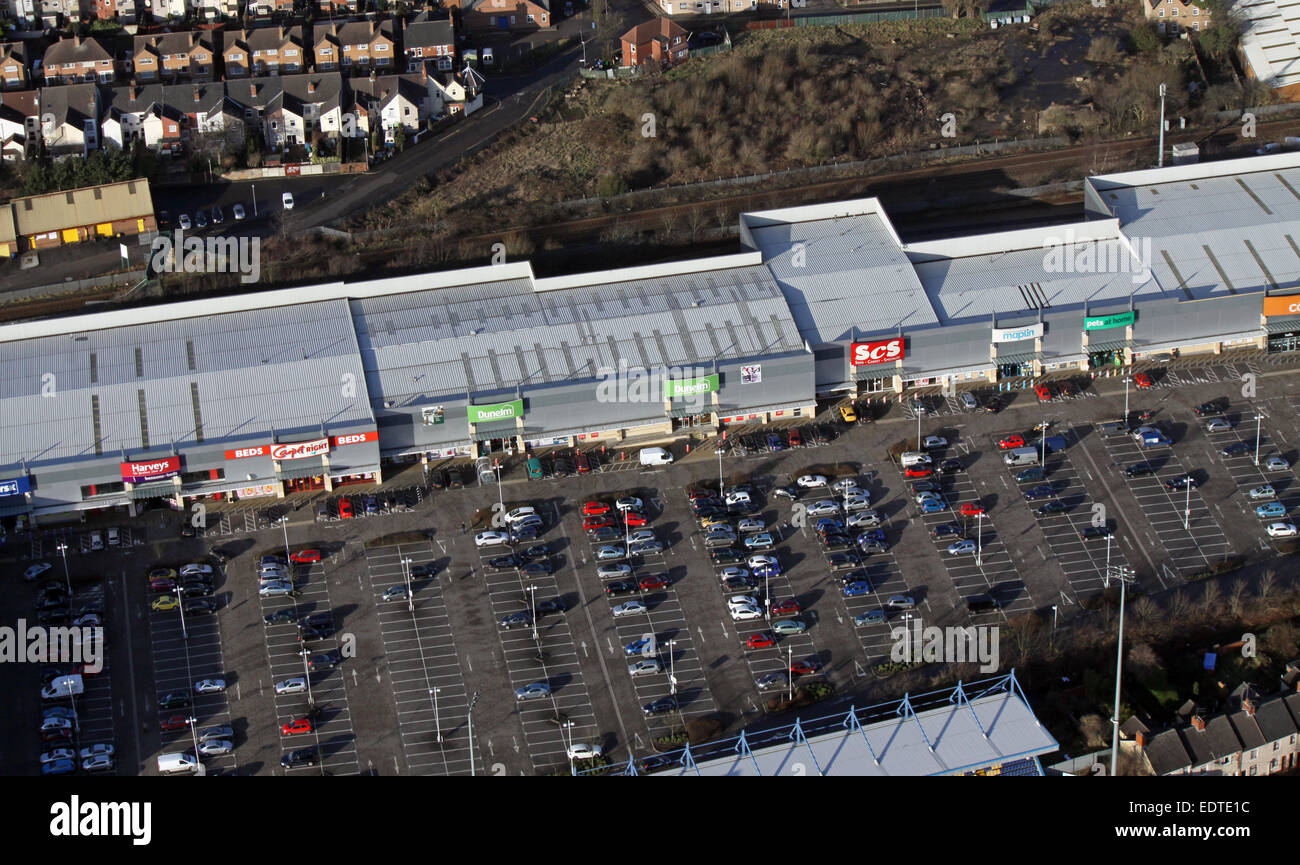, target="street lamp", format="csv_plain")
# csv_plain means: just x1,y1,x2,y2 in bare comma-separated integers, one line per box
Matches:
562,719,576,770
176,584,188,641
1051,604,1058,633
1183,477,1191,532
431,687,442,743
279,514,291,563
299,645,315,708
468,691,480,776
251,183,257,218
787,645,793,703
1103,563,1136,777
402,557,414,614
1122,373,1131,423
764,569,770,621
527,584,538,642
1254,414,1263,467
666,639,677,696
56,541,71,596
974,512,983,567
